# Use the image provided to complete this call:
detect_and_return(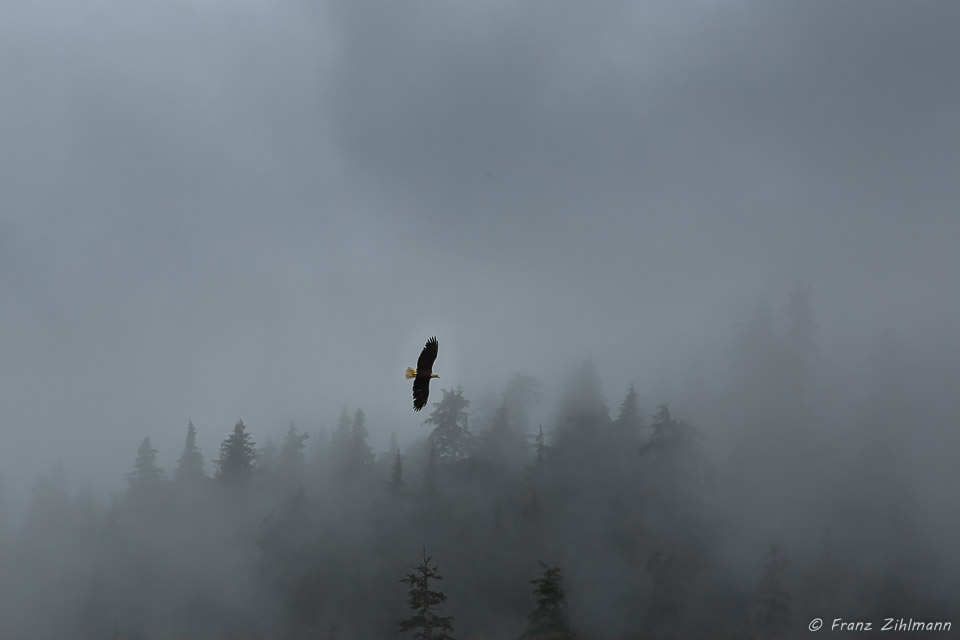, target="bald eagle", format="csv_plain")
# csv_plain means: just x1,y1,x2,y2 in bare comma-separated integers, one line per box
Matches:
405,336,439,411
